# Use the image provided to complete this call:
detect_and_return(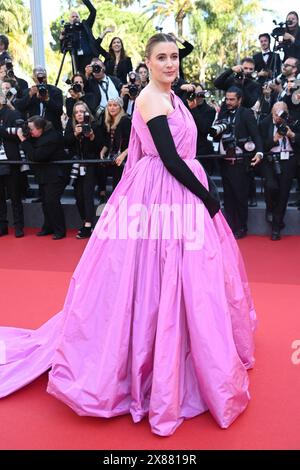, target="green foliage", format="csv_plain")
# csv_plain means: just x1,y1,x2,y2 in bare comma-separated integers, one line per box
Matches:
0,0,32,74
